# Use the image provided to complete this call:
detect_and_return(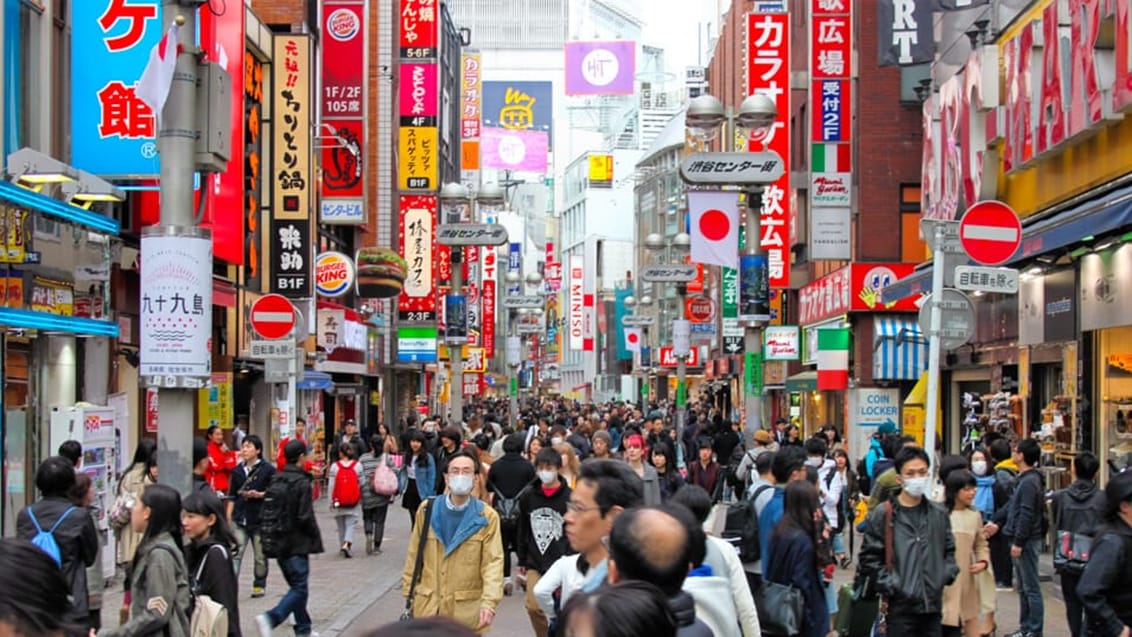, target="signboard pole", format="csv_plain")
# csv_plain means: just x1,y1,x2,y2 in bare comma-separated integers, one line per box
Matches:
744,189,766,440
923,223,947,472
